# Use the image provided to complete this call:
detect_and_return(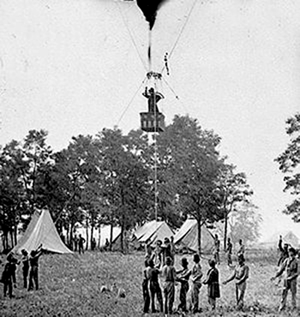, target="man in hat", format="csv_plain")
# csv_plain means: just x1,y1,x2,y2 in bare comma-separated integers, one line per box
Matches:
28,244,43,291
142,87,164,113
223,254,249,310
271,247,299,311
176,257,191,312
278,235,289,267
